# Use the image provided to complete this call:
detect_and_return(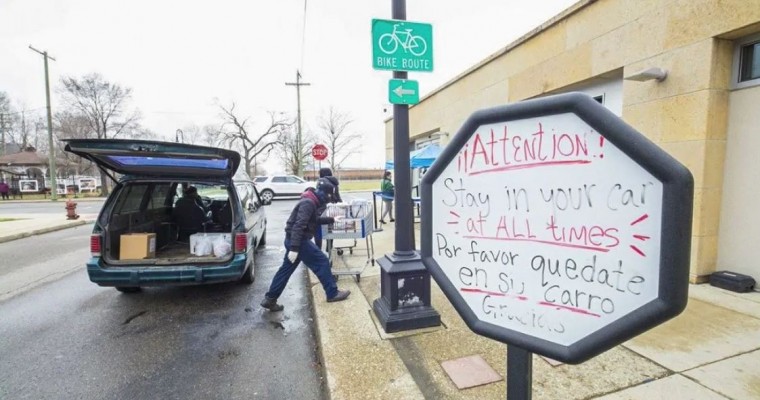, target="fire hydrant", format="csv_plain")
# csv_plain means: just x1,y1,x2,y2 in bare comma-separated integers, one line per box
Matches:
65,199,80,220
